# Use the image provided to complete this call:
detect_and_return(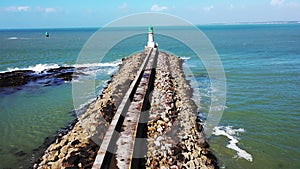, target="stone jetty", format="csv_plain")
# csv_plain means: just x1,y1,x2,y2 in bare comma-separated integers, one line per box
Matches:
34,53,146,168
34,51,218,168
146,52,218,169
